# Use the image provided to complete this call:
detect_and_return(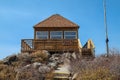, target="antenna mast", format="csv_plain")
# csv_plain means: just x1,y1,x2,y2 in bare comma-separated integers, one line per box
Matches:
103,0,109,57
